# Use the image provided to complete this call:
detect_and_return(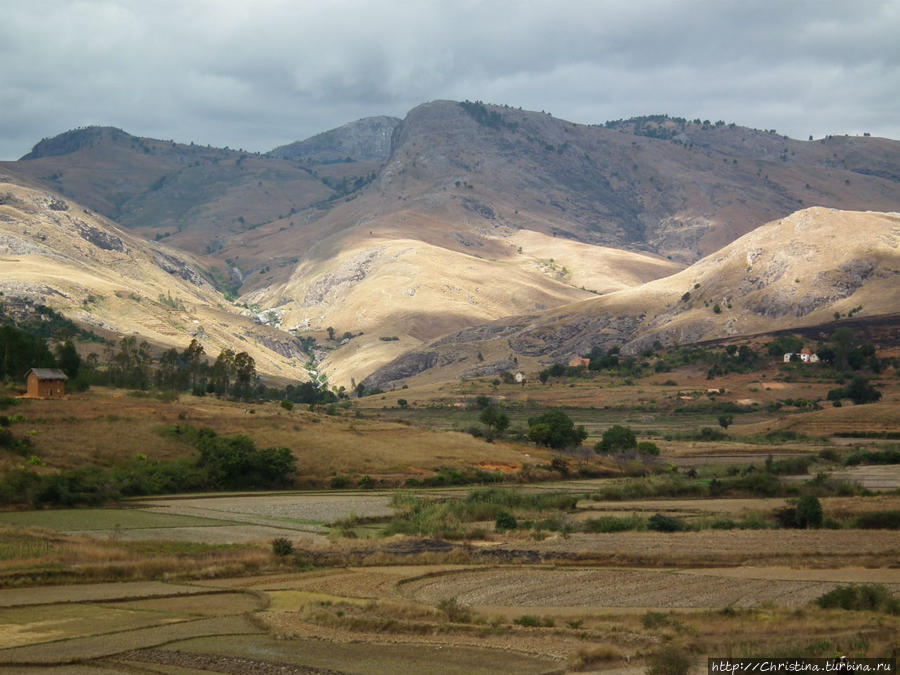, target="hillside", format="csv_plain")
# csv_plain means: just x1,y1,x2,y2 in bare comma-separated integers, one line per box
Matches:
0,171,311,380
3,102,900,389
361,208,900,390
